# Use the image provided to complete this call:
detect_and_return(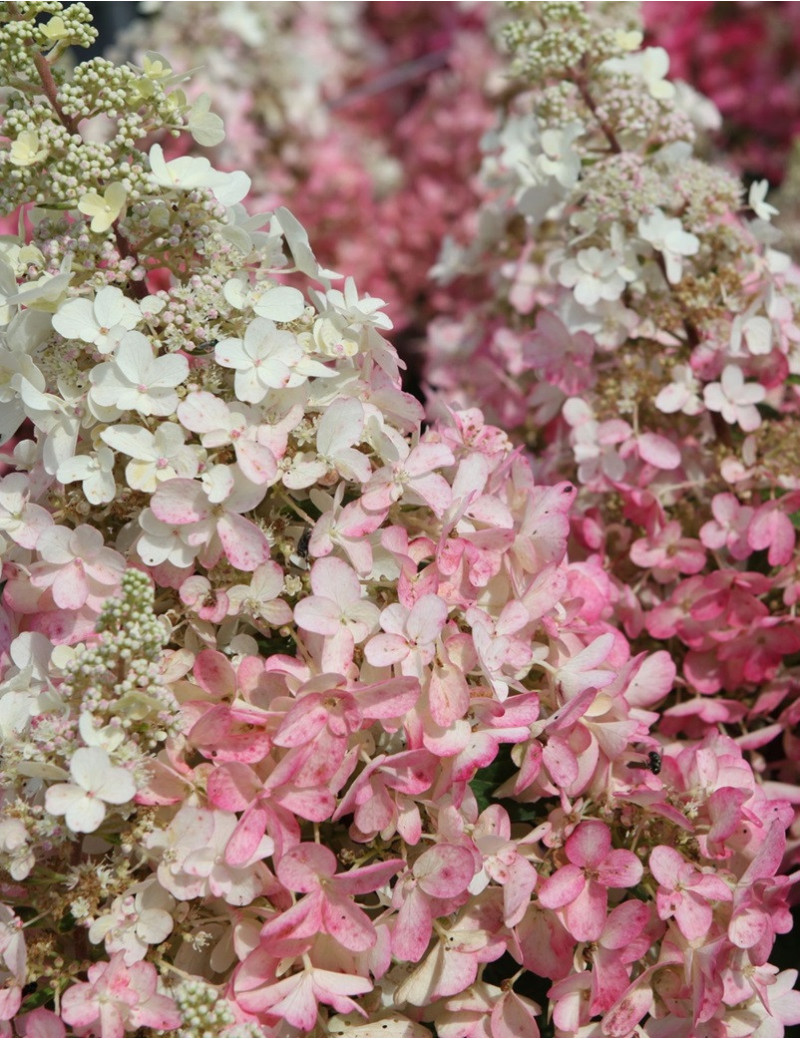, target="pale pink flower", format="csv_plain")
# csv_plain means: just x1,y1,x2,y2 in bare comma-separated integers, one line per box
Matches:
145,805,273,906
649,845,732,940
360,439,454,517
25,523,124,613
391,844,476,961
260,842,403,953
0,472,52,549
88,879,174,964
629,521,706,581
149,474,270,571
60,954,180,1037
235,952,371,1032
177,390,288,486
365,594,448,676
294,556,380,670
703,364,766,431
699,493,754,559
